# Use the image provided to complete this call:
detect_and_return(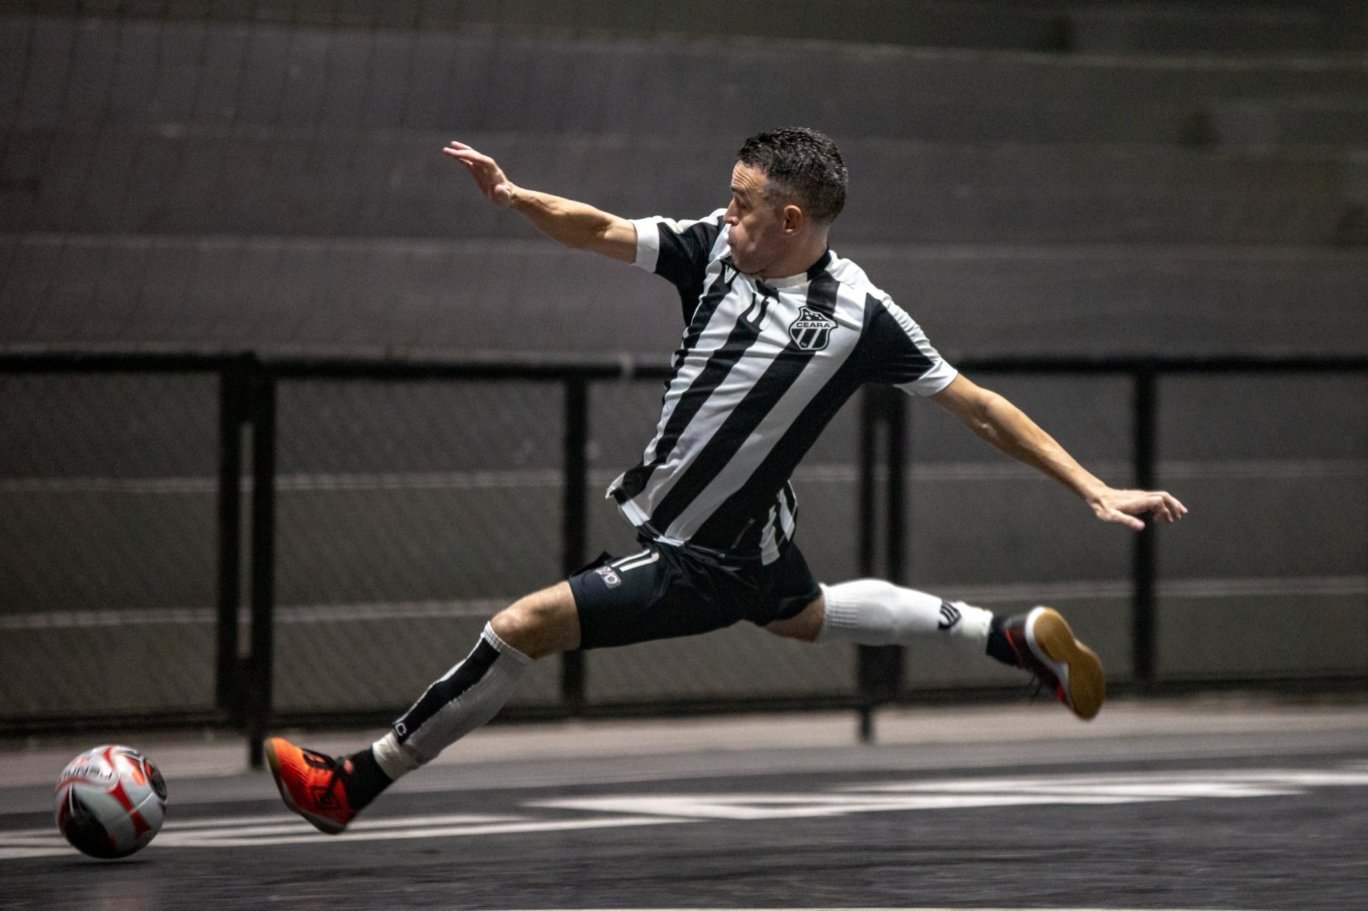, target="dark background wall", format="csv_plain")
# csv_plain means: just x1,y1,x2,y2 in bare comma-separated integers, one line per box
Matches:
1,1,1365,725
3,0,1367,359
